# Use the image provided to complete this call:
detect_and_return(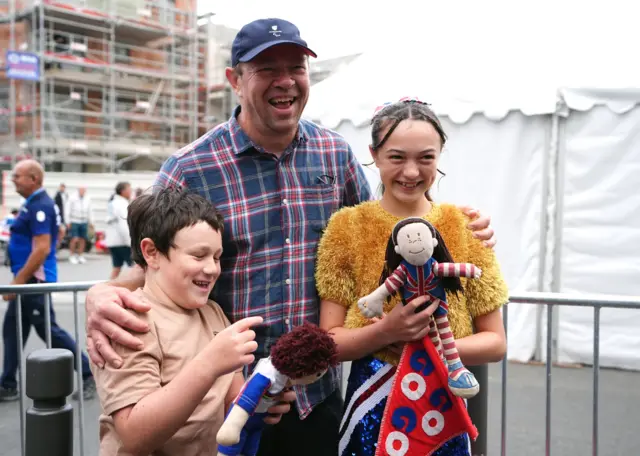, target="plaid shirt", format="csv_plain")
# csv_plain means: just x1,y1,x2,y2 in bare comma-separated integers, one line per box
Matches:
154,108,372,418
